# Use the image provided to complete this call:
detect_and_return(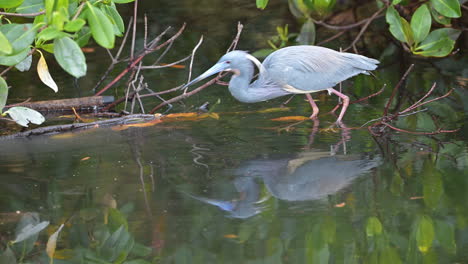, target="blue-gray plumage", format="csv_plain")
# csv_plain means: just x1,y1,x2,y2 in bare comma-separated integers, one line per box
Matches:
183,45,379,123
